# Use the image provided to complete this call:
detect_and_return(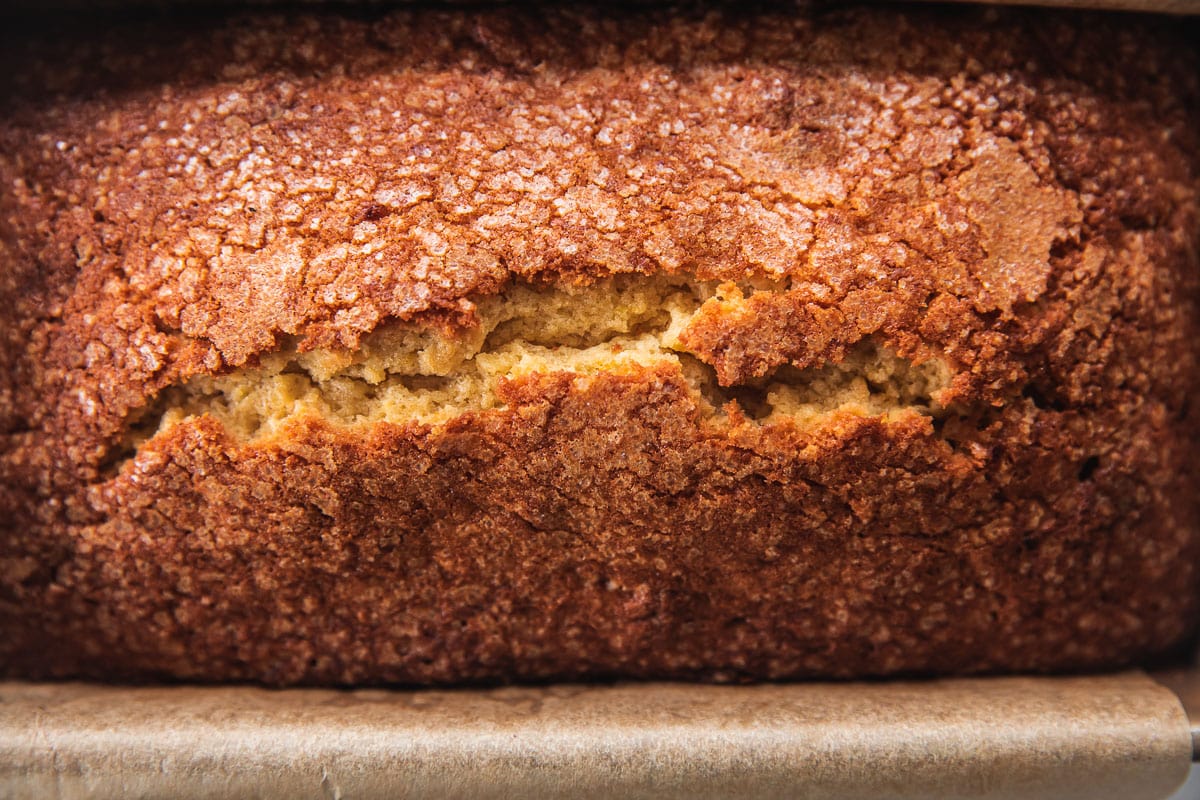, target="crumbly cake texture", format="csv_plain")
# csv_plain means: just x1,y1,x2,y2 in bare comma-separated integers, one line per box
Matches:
1,3,1198,685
